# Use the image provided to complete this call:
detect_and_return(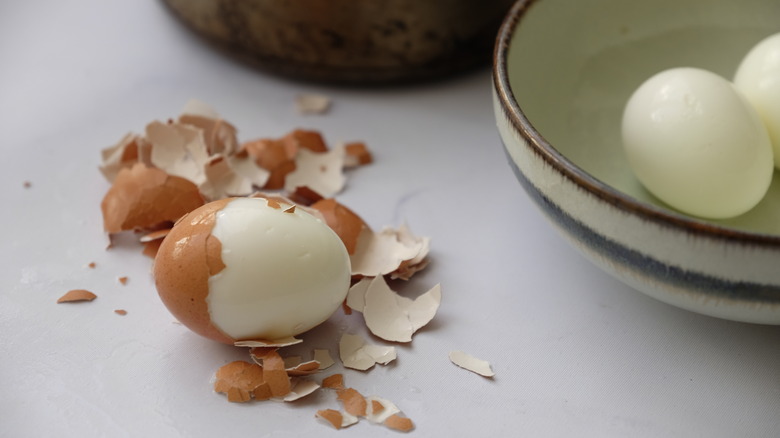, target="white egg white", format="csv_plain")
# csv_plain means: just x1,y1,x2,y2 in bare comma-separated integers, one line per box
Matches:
735,33,780,169
622,67,773,219
206,197,350,340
